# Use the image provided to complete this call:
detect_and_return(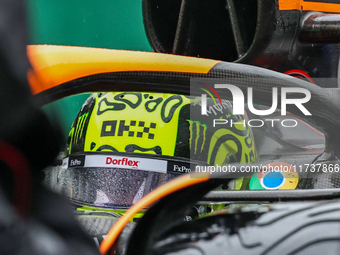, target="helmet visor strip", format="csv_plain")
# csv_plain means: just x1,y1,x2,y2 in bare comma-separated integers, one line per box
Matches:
57,153,198,209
